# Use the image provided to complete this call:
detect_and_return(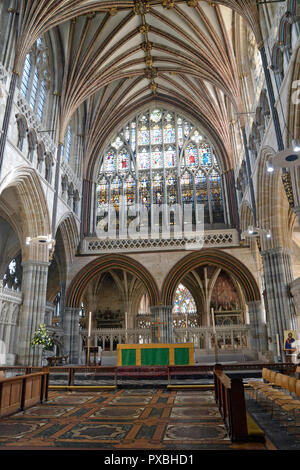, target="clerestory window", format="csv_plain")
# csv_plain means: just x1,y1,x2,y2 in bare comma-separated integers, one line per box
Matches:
20,37,50,123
